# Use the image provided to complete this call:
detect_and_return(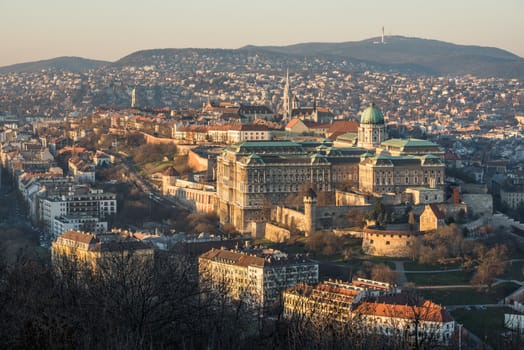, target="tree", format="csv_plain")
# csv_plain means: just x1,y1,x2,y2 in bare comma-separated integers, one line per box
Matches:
471,244,509,285
367,200,390,227
371,263,399,285
186,212,219,234
347,208,366,228
416,224,464,264
304,232,341,256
